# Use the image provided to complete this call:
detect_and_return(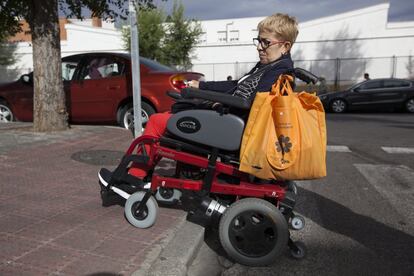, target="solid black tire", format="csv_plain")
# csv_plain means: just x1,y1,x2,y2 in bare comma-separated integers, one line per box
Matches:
155,188,182,203
219,198,289,267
